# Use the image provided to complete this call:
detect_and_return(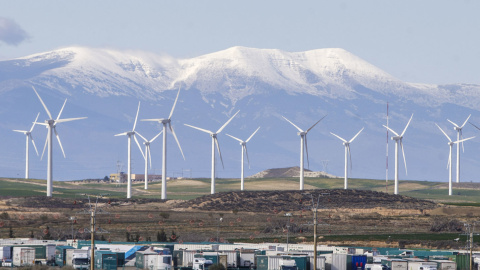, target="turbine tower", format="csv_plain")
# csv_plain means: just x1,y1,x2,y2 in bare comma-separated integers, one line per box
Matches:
282,115,327,190
185,110,240,194
226,127,261,191
383,114,413,195
141,87,185,199
137,131,163,190
13,113,40,179
330,127,364,189
115,102,145,199
32,86,87,197
447,114,471,183
436,124,474,196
